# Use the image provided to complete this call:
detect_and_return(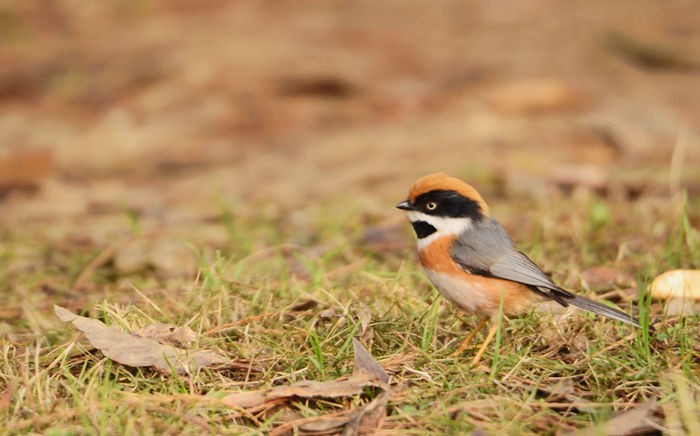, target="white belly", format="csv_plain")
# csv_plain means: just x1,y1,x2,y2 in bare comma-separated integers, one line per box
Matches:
424,269,491,313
